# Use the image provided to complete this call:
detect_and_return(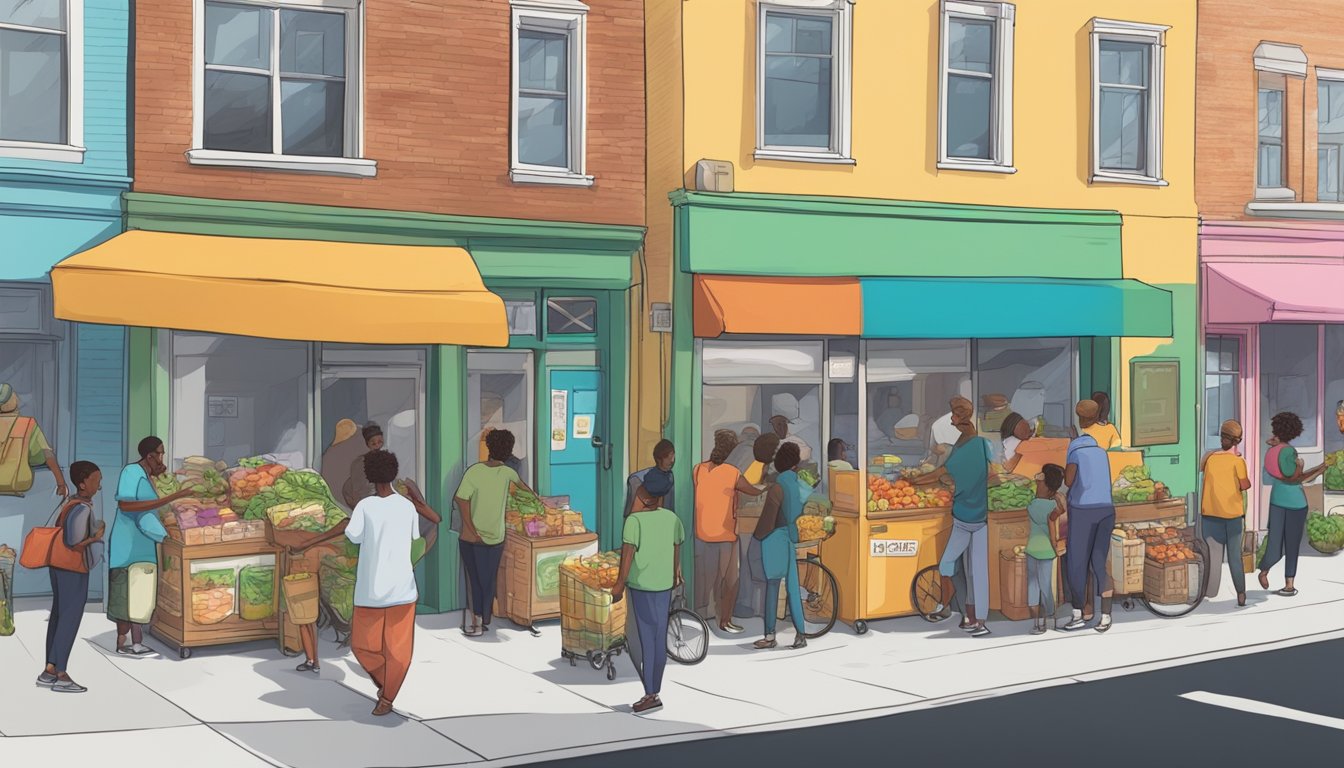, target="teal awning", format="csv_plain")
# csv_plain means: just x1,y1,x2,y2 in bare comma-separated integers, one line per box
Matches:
860,277,1173,338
